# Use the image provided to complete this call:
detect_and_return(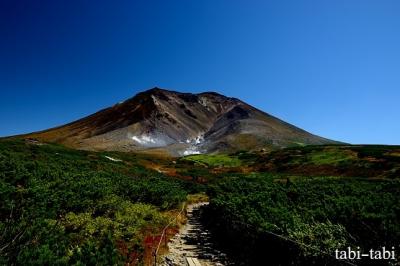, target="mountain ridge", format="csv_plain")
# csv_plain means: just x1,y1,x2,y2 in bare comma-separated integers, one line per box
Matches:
18,87,339,155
